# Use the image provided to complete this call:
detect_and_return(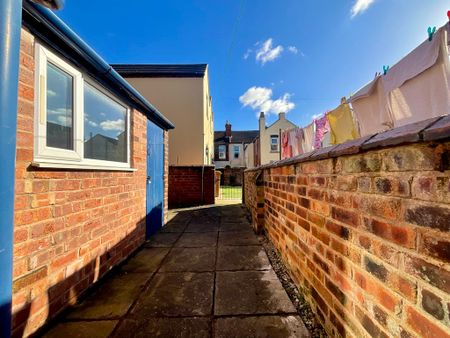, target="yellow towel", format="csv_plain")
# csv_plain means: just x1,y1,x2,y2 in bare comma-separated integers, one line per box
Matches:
327,103,360,145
